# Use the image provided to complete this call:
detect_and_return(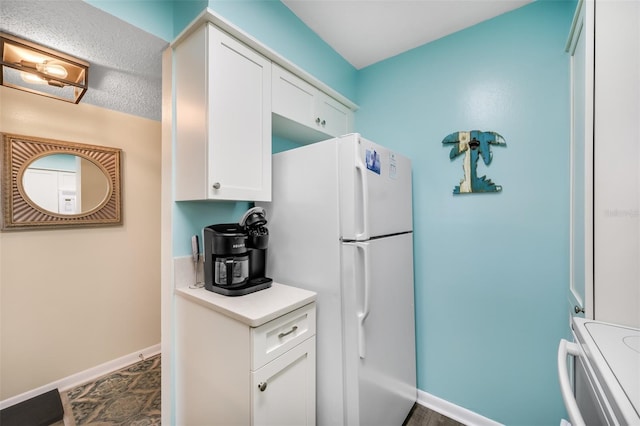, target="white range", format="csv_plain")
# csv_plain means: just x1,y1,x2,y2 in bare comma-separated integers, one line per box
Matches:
559,317,640,425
